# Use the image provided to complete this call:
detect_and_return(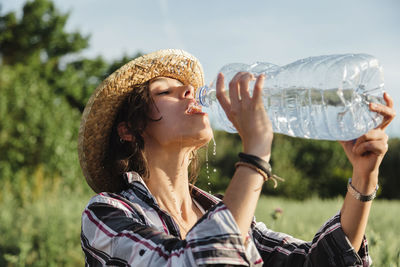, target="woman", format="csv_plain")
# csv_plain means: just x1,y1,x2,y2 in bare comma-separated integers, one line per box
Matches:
79,49,395,266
